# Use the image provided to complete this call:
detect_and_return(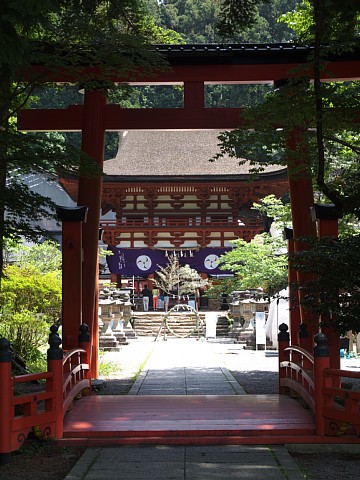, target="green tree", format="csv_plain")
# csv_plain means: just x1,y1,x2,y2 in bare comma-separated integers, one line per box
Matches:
0,0,175,277
0,265,61,321
289,235,360,334
253,194,292,231
206,194,290,298
0,263,62,365
0,309,50,366
156,0,299,43
218,233,288,294
0,239,62,365
3,239,62,273
214,1,360,218
214,1,360,332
